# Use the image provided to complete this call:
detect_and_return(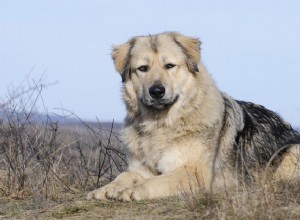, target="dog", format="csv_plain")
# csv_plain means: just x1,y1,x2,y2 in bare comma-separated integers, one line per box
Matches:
87,32,300,201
